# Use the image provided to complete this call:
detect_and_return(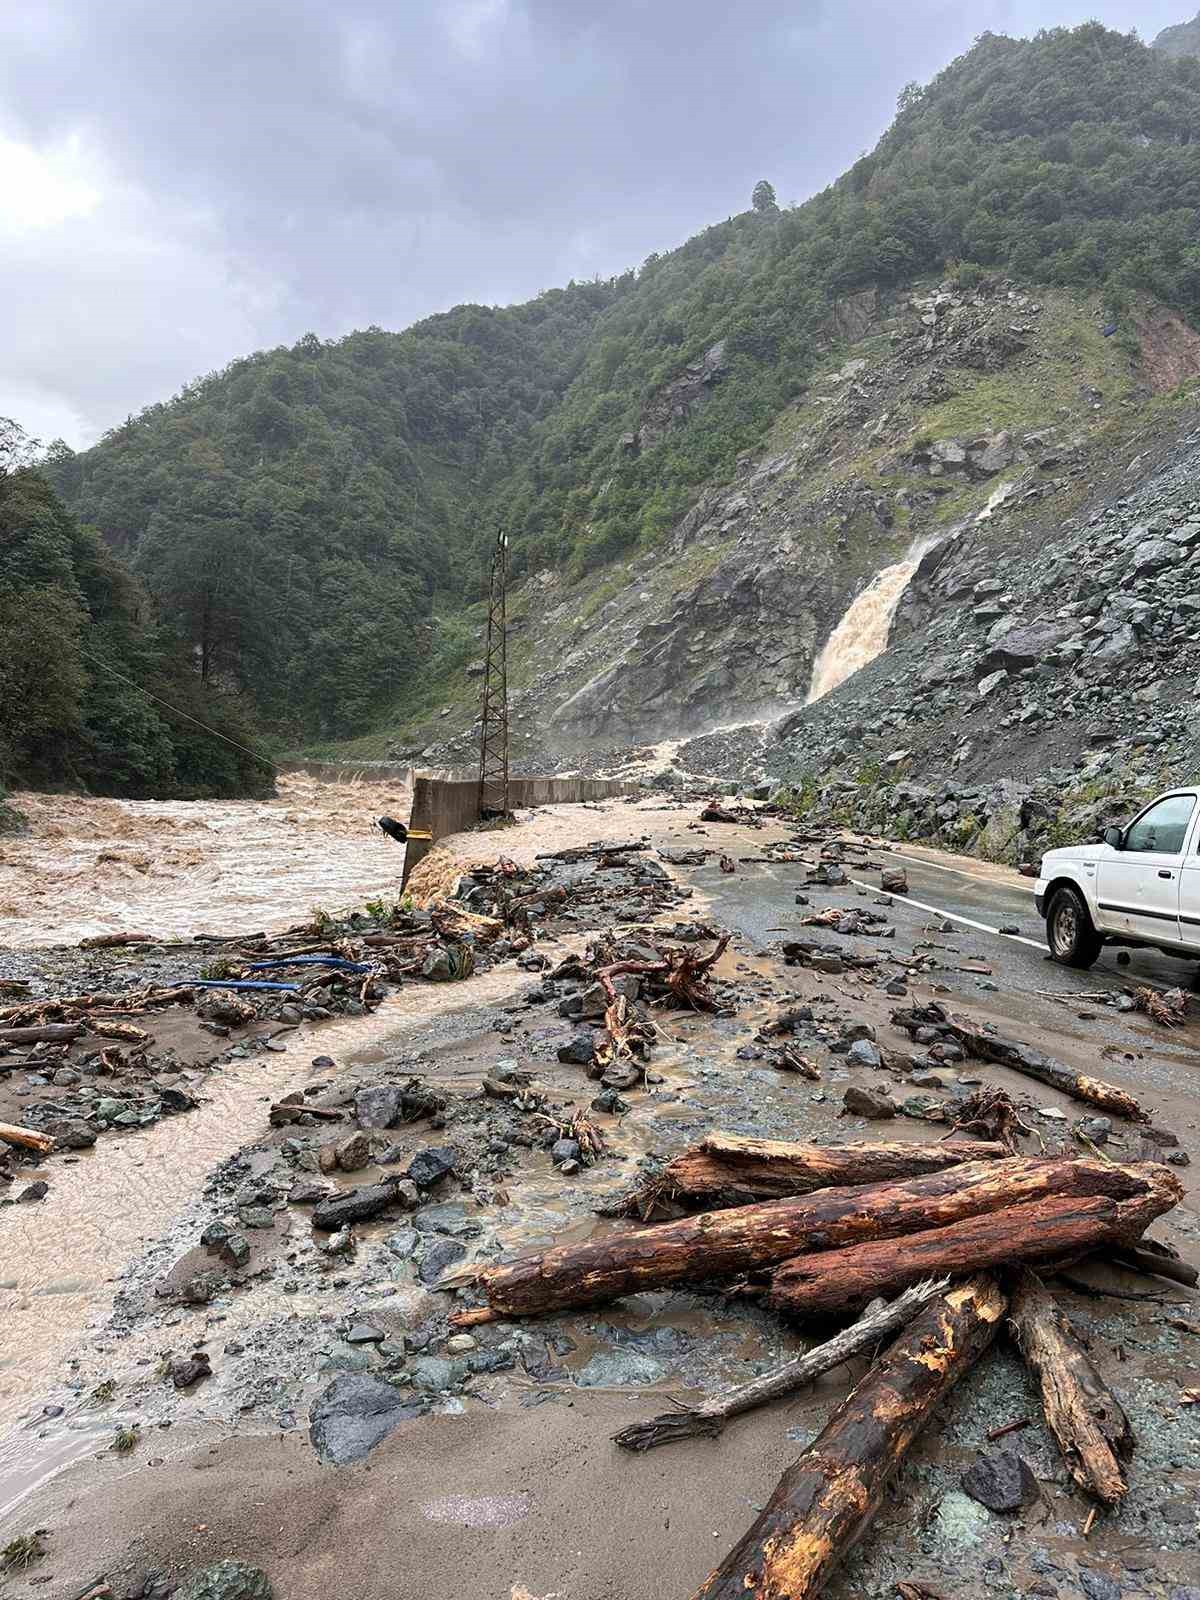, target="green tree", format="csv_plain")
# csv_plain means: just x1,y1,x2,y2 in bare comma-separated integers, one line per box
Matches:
751,179,778,213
